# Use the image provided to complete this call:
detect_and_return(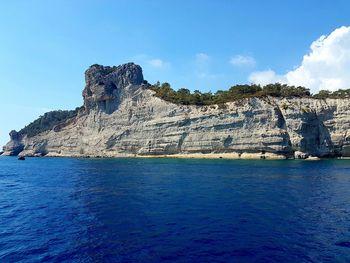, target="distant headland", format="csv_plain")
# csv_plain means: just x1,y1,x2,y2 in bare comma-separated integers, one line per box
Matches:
2,63,350,159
